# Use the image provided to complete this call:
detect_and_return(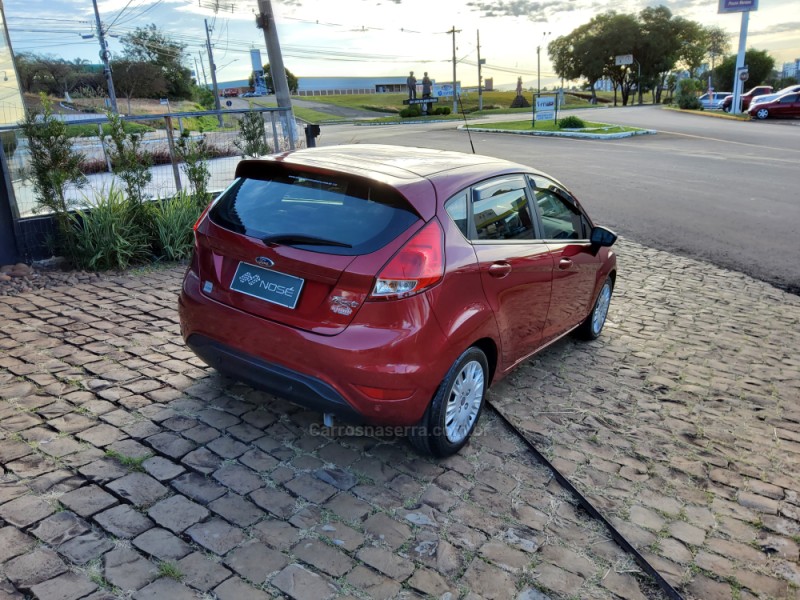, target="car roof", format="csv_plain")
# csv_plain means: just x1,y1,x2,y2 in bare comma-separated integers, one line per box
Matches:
266,144,523,180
